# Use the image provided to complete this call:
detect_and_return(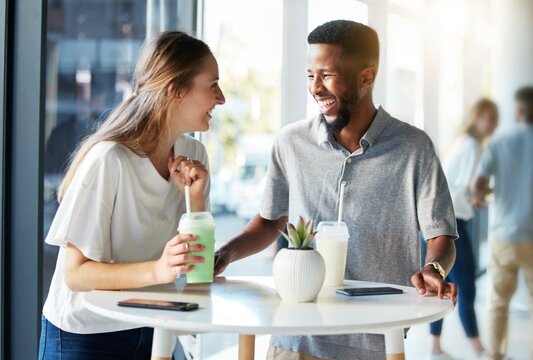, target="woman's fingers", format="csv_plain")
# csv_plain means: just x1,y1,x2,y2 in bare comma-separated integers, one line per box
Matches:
177,159,207,185
168,233,196,246
167,241,205,256
169,156,189,173
170,264,195,275
167,254,205,267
